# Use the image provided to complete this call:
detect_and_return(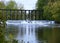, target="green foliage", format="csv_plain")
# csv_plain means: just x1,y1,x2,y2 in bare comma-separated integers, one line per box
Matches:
0,24,5,43
36,0,48,10
36,0,60,22
5,0,17,9
0,1,5,8
36,0,60,10
44,1,60,22
0,0,24,20
0,0,24,43
36,0,49,20
43,2,53,20
0,1,5,20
